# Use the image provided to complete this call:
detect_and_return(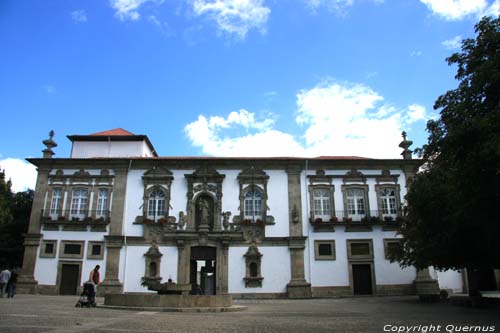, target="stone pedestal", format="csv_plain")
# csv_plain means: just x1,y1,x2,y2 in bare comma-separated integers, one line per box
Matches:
414,268,440,301
287,280,312,299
